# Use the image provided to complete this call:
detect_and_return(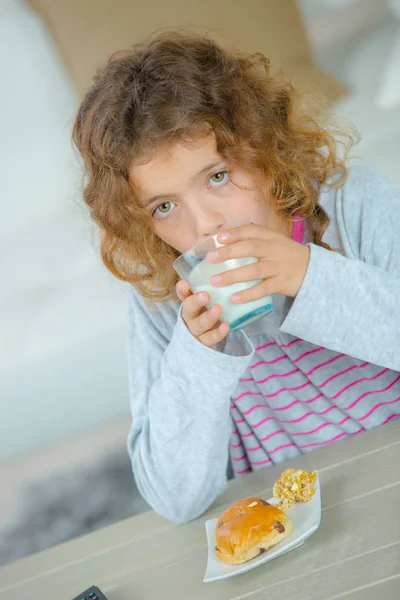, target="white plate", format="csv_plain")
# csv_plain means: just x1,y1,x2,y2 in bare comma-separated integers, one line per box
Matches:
203,471,321,582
